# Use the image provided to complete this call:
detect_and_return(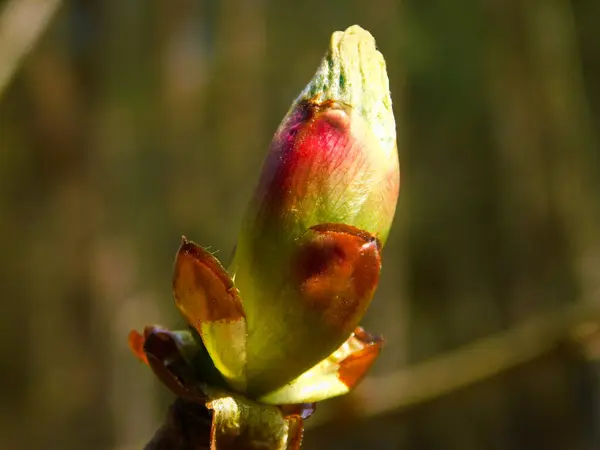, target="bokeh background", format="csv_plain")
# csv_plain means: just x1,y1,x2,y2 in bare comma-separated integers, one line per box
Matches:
1,0,600,449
